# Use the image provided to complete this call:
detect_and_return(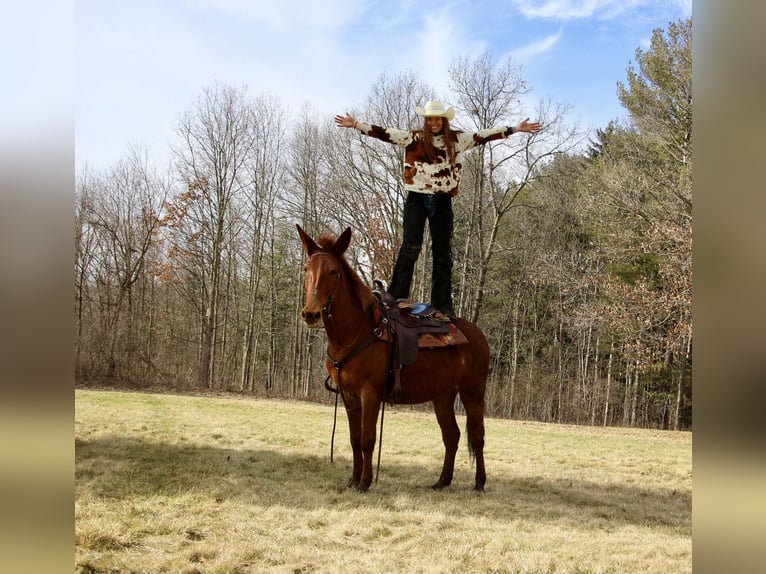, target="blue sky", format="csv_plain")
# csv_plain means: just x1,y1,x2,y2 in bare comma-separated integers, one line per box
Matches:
75,0,692,171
